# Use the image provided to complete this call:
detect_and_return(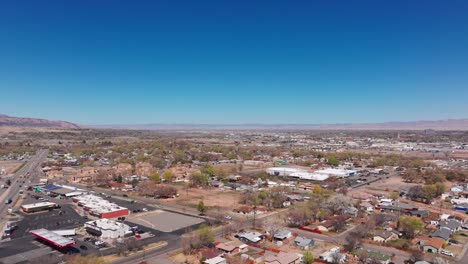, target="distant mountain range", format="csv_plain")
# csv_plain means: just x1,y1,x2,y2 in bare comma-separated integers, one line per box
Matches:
94,118,468,131
2,114,468,130
0,114,80,129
